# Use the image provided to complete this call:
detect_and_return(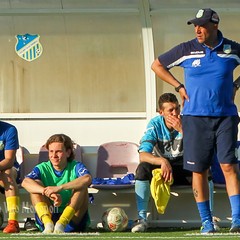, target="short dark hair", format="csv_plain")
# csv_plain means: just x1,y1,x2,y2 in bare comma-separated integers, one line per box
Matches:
158,93,179,110
45,133,75,162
